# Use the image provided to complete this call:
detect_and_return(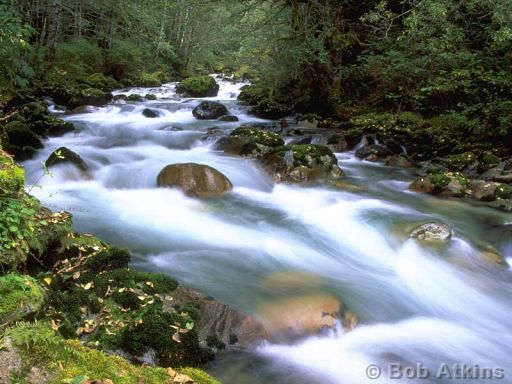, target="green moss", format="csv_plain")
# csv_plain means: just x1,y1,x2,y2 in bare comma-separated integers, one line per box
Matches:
145,93,157,100
180,368,222,384
84,247,131,273
496,184,512,199
176,76,219,97
481,153,501,166
8,322,216,384
230,126,284,148
0,274,45,325
0,151,25,194
85,73,118,91
441,152,476,170
237,84,268,105
271,144,336,163
127,94,143,102
350,112,395,132
252,97,292,120
139,71,166,87
430,173,451,189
